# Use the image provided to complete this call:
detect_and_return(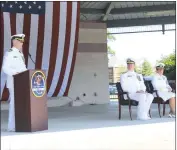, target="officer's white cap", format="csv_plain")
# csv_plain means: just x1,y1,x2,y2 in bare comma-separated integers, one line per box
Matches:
11,34,25,41
126,58,135,64
156,63,165,68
